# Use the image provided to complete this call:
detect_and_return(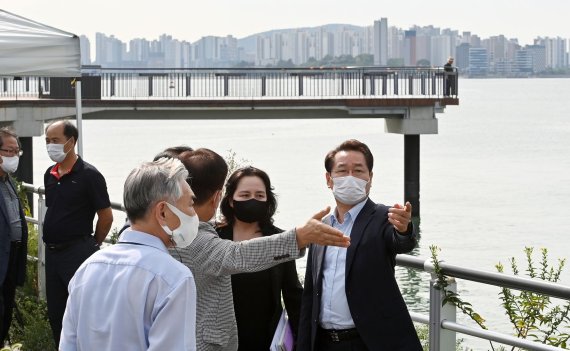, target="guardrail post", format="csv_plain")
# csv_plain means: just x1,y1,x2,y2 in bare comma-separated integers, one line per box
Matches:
223,75,229,97
185,74,191,96
429,274,456,351
298,75,303,96
394,73,399,95
37,193,47,300
261,76,266,96
110,75,116,97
